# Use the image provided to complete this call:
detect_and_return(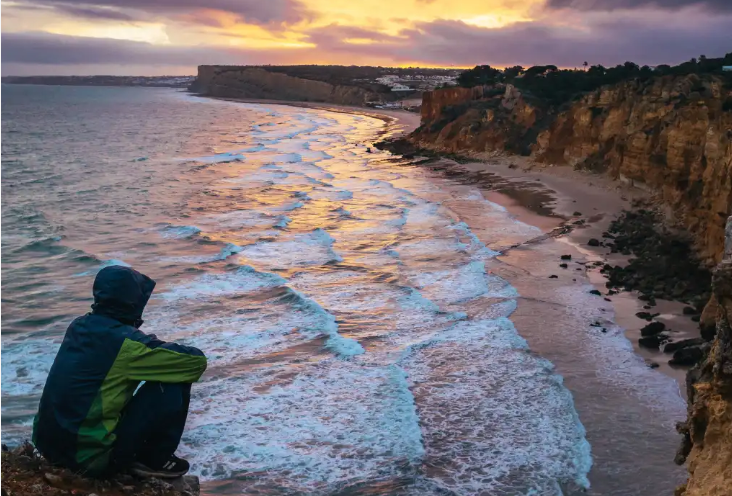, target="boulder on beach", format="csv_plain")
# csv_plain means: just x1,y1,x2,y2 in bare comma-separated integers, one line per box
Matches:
639,334,669,349
635,311,659,321
663,338,706,354
668,346,706,366
640,321,666,336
